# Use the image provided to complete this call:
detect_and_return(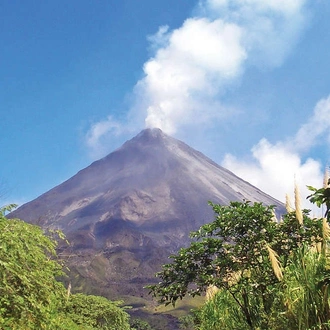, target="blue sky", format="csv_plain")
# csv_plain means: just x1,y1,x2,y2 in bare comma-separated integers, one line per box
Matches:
1,0,330,210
